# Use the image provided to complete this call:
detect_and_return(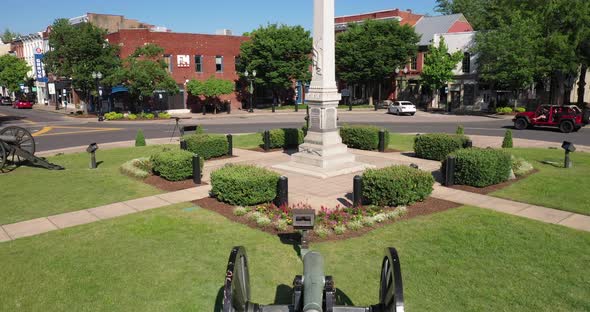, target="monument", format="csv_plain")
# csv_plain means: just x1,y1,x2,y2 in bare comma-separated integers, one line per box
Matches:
274,0,371,178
